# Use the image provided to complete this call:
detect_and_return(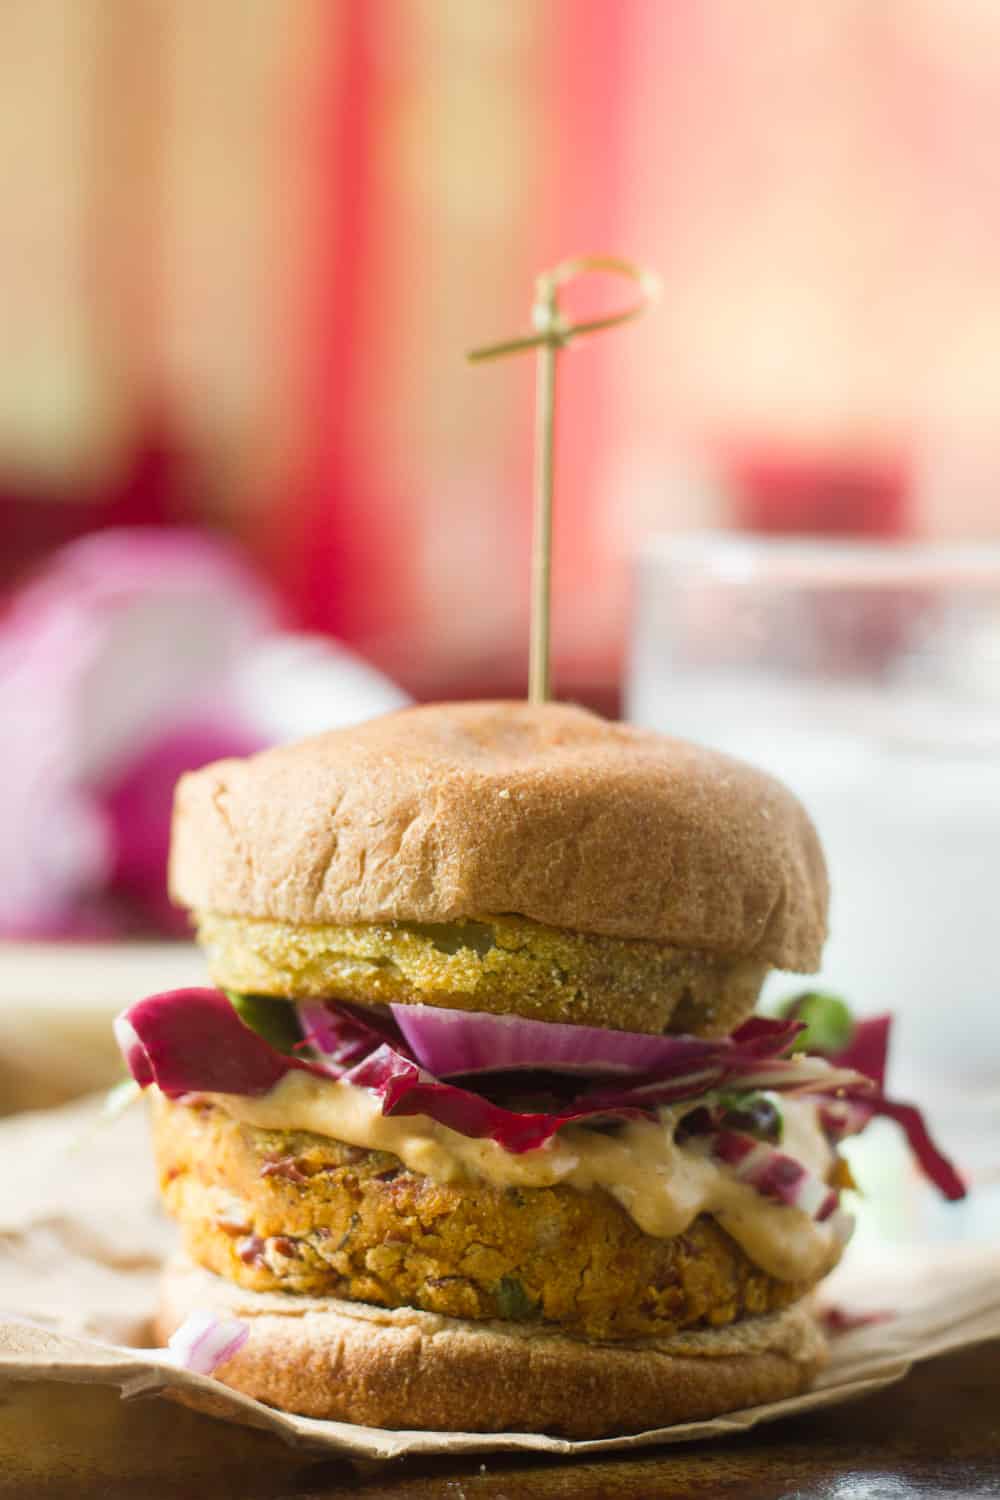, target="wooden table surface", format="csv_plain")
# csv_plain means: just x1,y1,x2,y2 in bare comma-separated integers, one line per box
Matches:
2,1338,998,1500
